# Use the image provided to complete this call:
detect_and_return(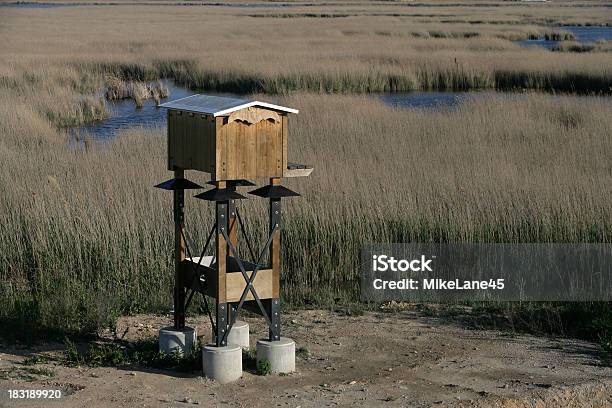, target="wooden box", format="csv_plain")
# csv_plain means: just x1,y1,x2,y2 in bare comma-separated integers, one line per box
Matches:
161,95,307,181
